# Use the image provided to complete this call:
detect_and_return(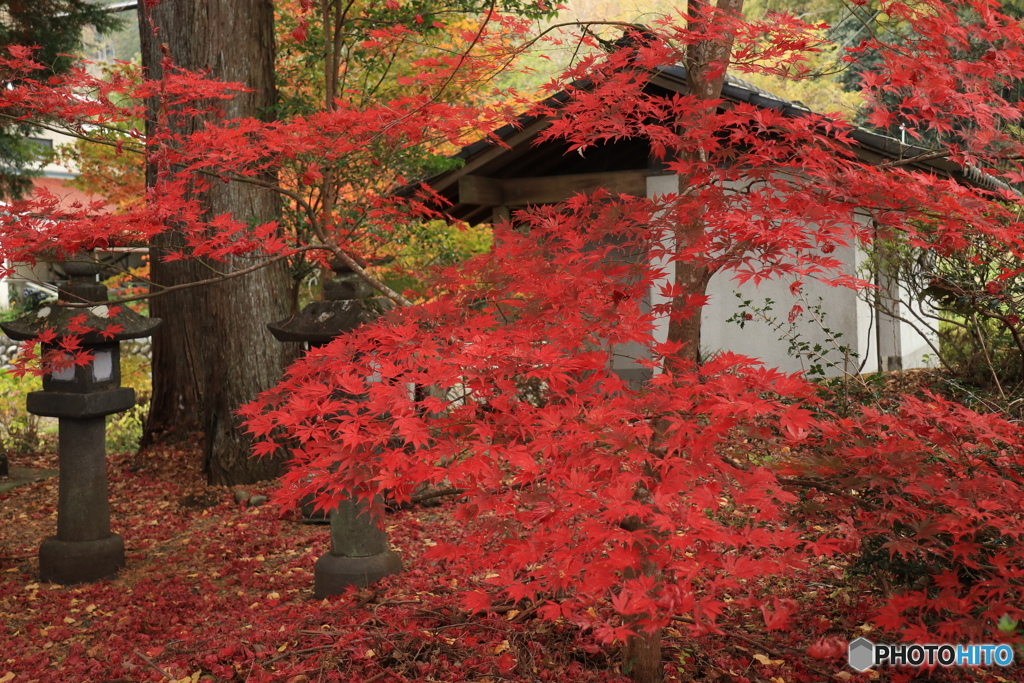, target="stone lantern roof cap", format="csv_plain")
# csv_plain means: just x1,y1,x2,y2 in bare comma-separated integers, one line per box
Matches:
267,262,391,344
0,255,161,343
267,298,390,344
0,301,161,343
